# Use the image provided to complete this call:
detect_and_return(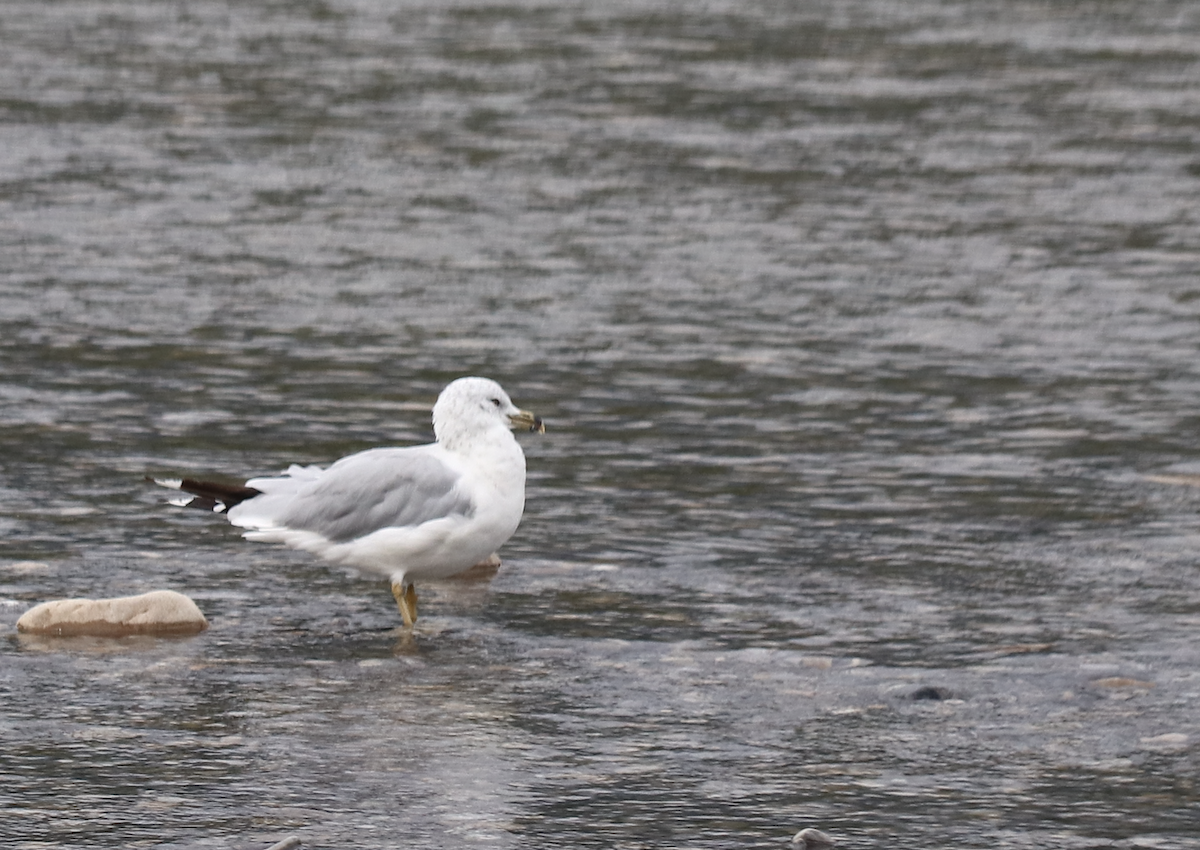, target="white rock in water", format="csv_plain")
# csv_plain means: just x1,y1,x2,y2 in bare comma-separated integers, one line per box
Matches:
791,828,837,849
16,590,208,637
